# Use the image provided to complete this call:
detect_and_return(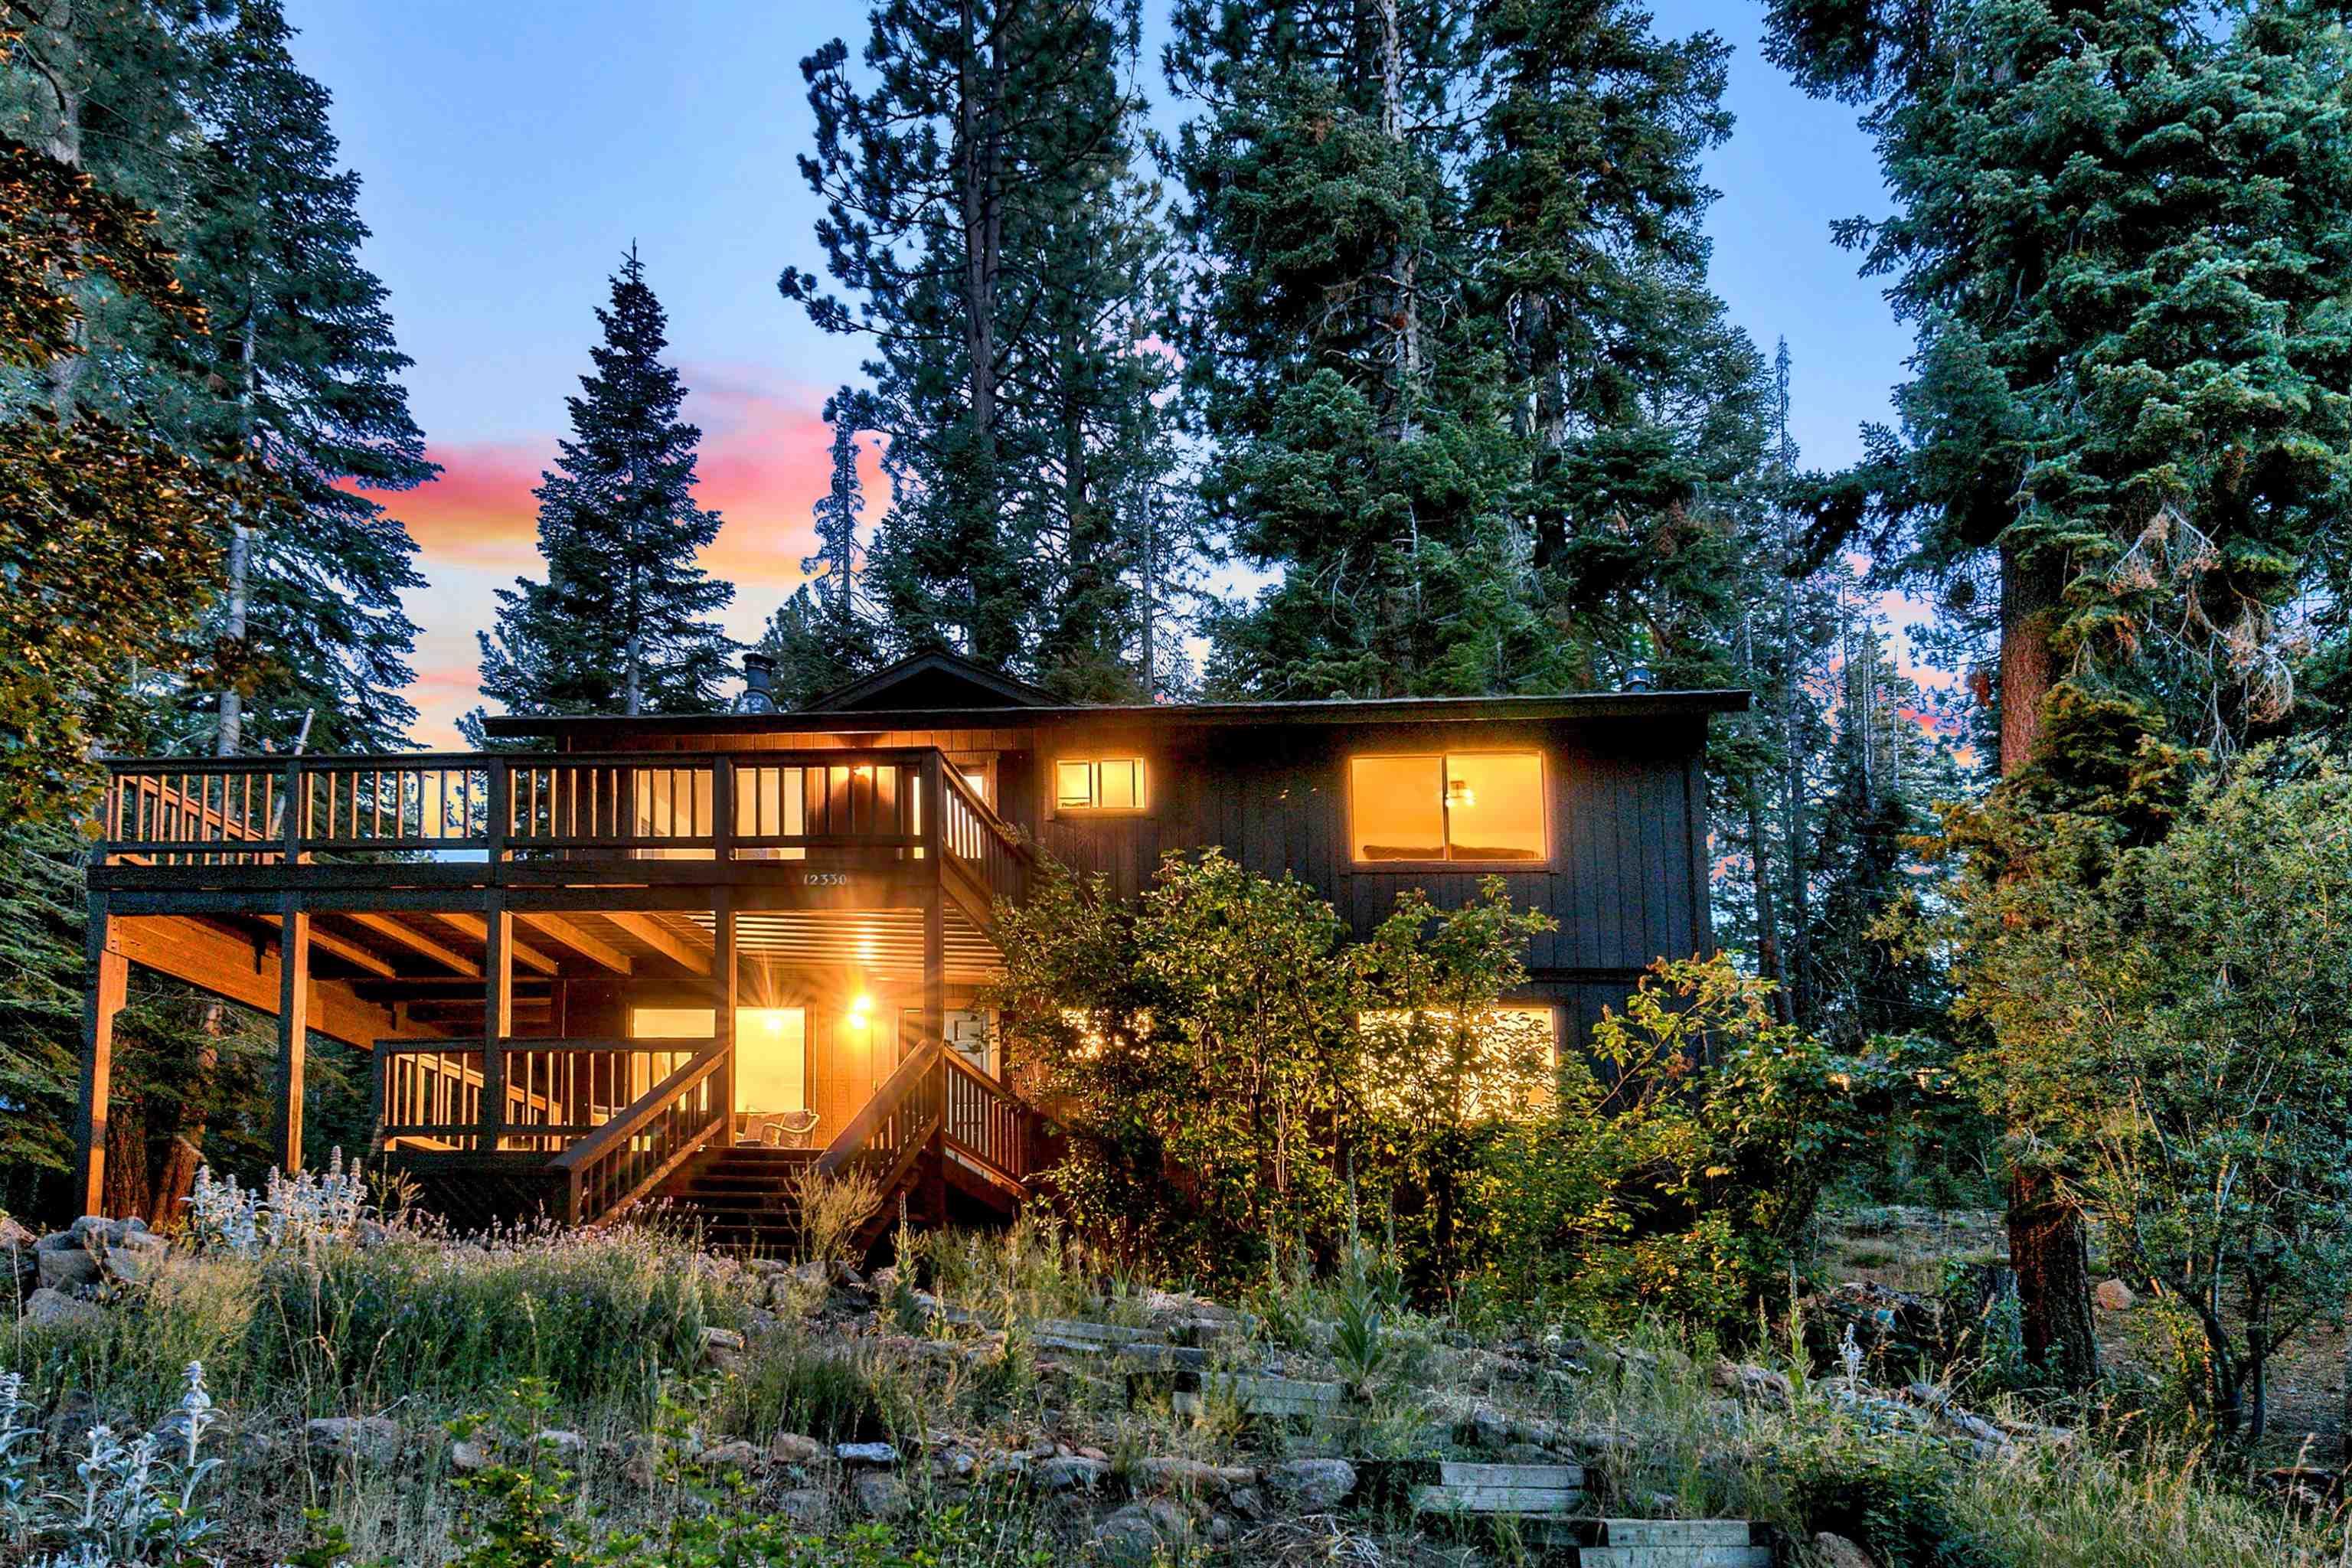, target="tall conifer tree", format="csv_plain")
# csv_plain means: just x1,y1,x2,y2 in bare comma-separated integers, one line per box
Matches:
479,247,734,719
760,394,875,707
1766,0,2352,1385
782,0,1175,694
182,0,435,756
